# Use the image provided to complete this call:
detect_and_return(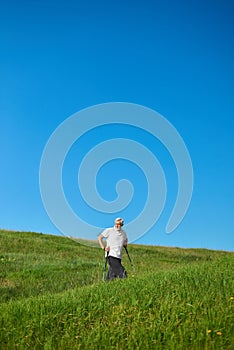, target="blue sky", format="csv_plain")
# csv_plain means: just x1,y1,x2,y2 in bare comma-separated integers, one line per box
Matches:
1,0,233,251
